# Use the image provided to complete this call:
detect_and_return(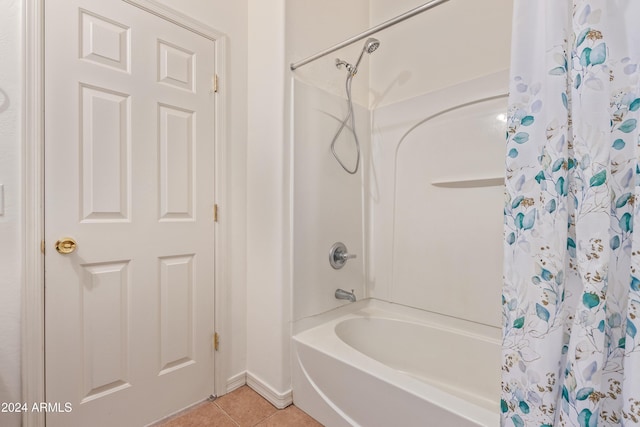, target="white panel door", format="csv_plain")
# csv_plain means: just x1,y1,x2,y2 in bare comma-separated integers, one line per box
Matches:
44,0,217,425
